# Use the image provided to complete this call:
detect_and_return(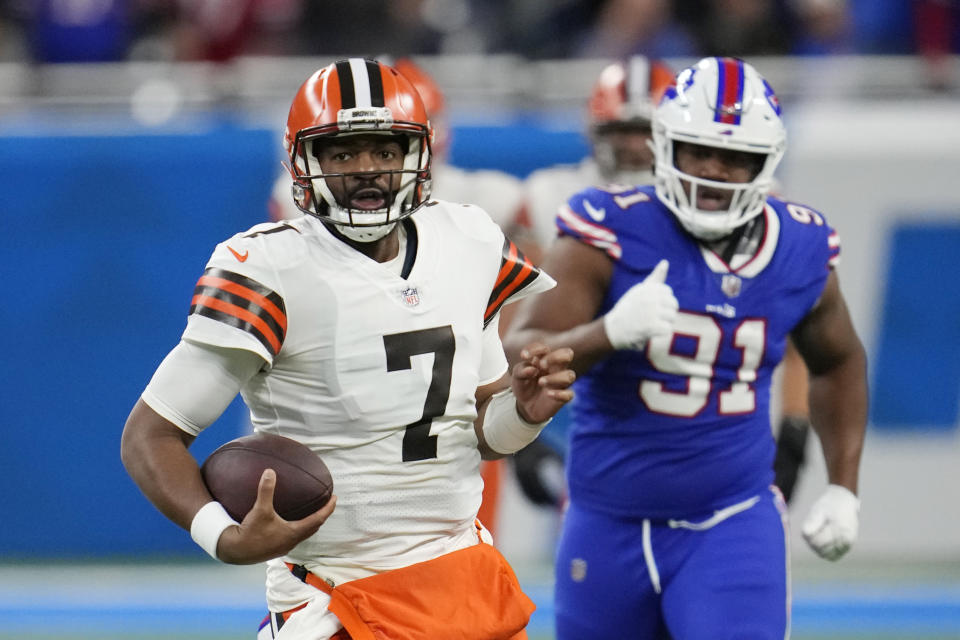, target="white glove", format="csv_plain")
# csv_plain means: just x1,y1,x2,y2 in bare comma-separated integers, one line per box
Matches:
603,259,679,350
801,484,860,561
